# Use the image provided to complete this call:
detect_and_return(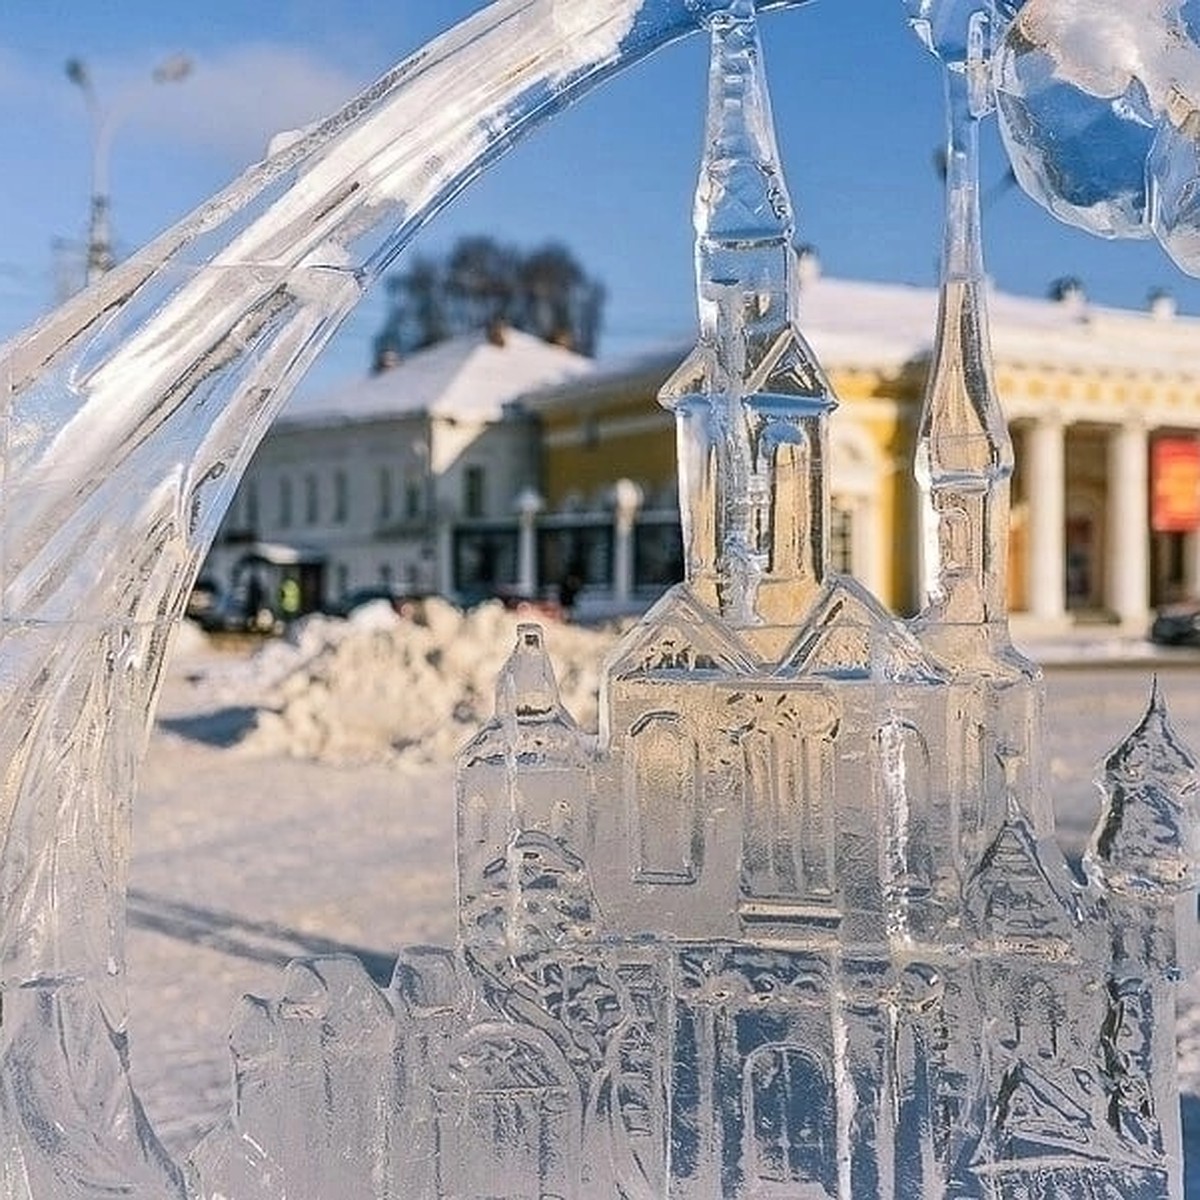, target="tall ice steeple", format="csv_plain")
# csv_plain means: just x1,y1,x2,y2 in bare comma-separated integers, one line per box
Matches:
659,0,836,652
913,6,1016,661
